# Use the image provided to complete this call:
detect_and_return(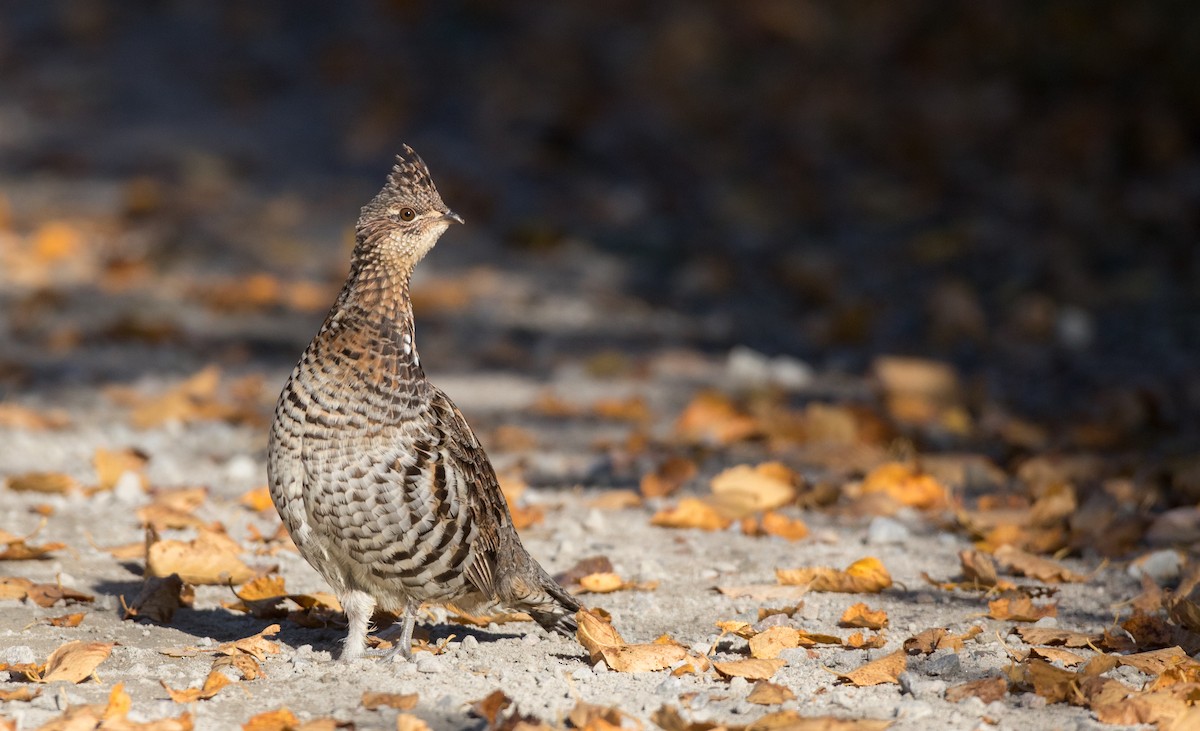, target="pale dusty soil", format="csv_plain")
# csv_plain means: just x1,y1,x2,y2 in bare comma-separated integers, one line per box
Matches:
0,353,1145,731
